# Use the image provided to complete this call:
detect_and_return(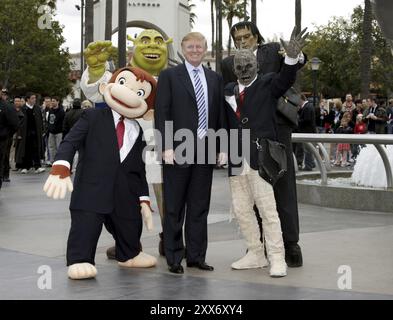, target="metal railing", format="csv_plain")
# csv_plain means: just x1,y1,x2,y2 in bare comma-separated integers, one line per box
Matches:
291,133,393,188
